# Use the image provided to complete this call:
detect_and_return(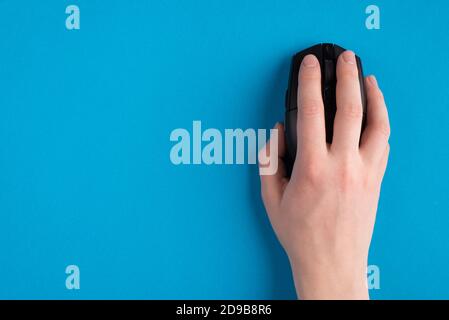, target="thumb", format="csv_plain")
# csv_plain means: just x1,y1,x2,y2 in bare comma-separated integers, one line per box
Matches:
259,122,287,209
